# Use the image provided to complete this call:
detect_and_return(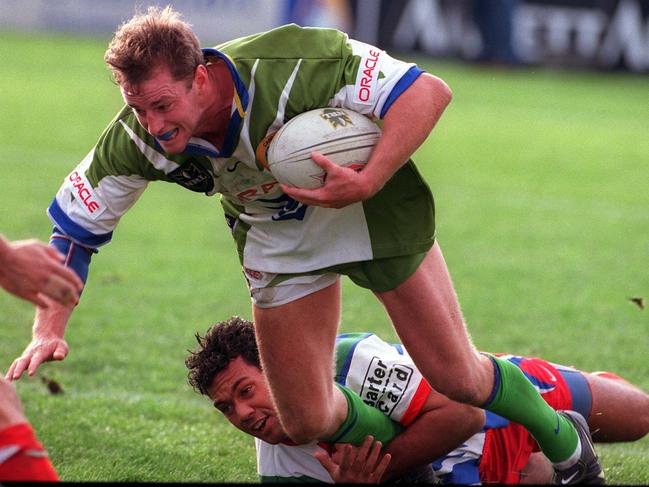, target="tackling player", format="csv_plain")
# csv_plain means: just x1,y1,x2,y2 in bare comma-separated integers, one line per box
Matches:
0,379,59,482
7,6,604,482
0,233,73,481
185,317,649,484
